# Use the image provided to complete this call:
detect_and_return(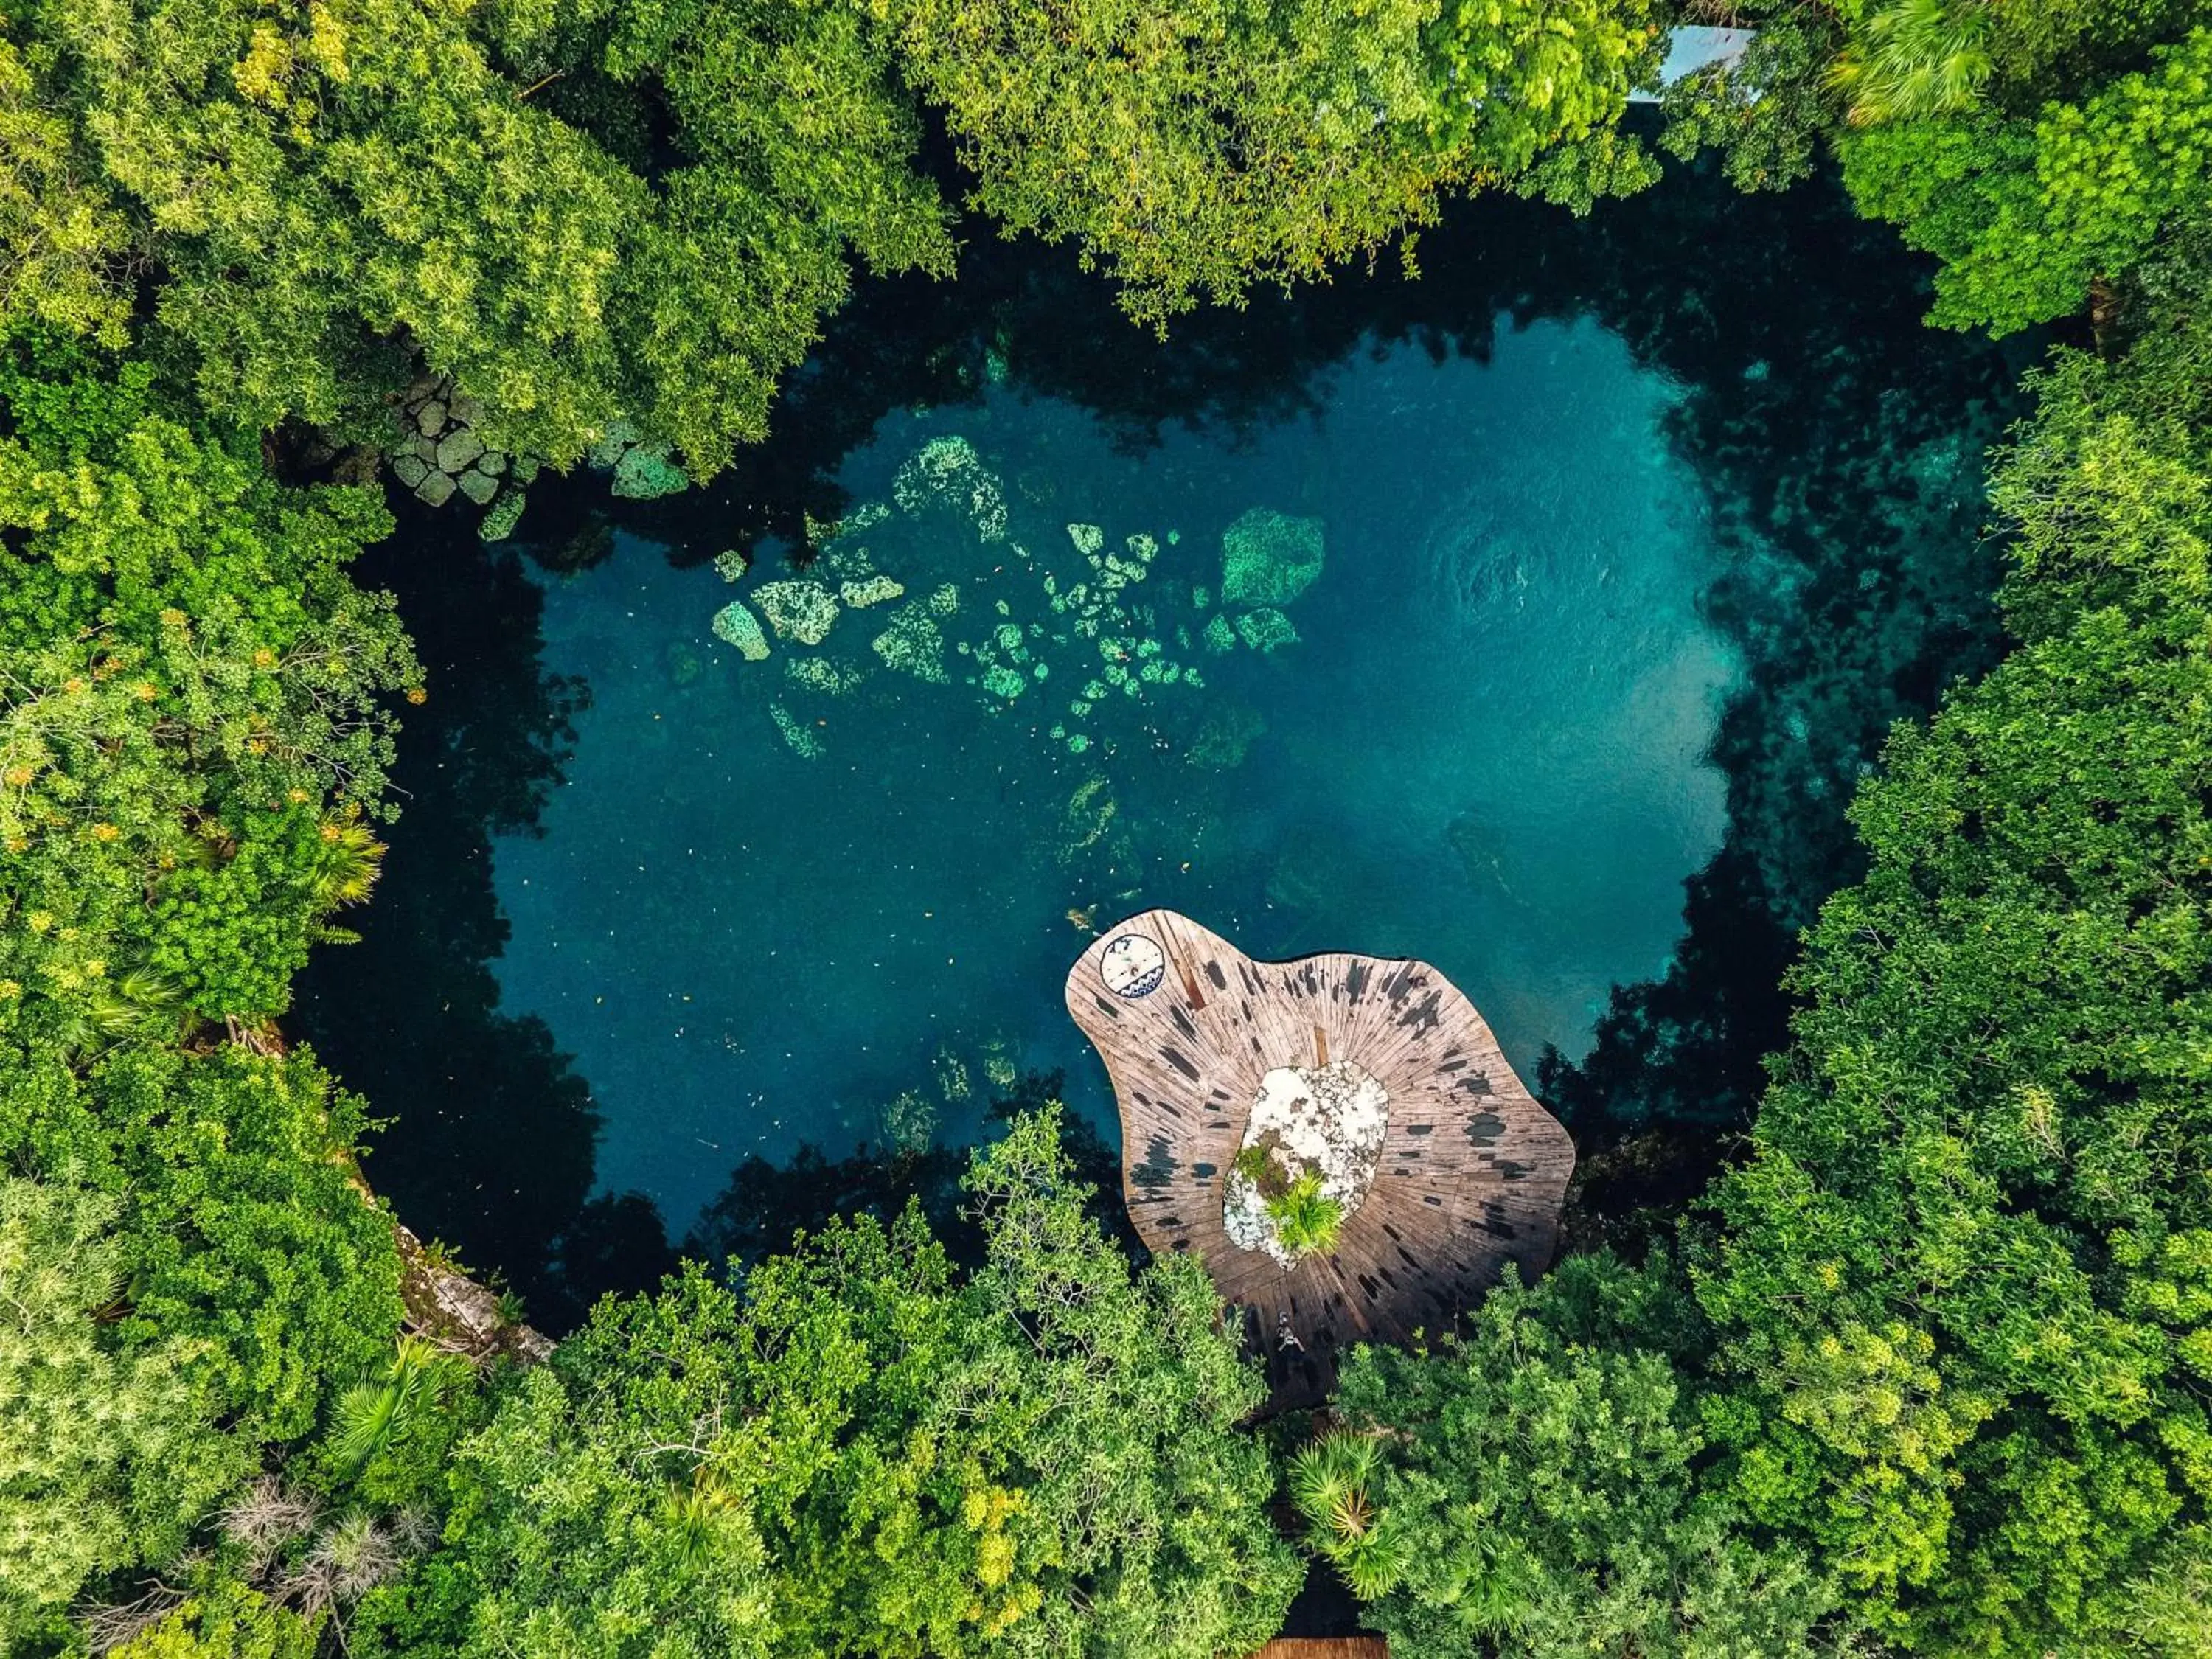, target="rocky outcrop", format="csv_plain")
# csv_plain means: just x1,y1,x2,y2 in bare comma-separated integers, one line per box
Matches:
394,1222,554,1364
388,375,538,540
